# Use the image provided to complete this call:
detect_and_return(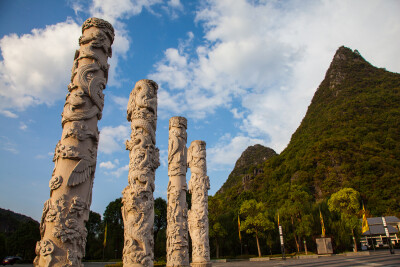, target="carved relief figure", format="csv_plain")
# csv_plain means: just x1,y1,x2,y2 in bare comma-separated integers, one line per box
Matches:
122,79,160,267
34,17,114,267
187,141,211,267
167,117,189,267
